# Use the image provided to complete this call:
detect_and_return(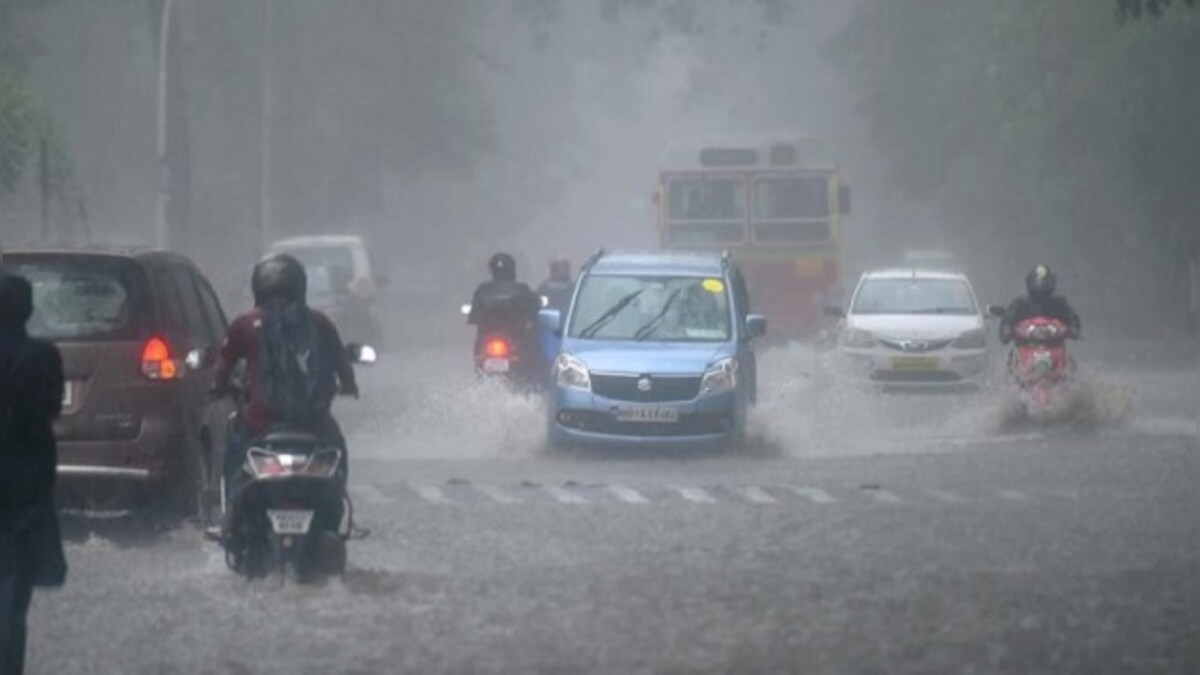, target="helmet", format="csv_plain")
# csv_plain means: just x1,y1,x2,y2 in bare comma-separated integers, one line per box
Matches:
489,252,516,282
549,257,571,282
252,253,307,306
1025,264,1056,298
